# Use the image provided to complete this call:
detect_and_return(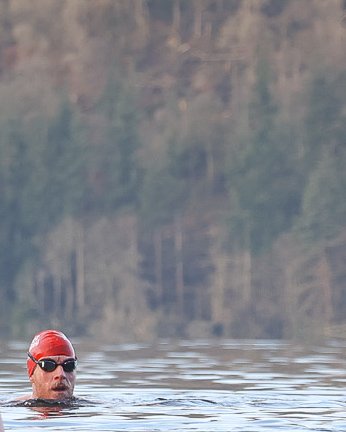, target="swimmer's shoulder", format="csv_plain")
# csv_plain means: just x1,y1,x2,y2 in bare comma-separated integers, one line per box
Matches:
15,394,32,401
